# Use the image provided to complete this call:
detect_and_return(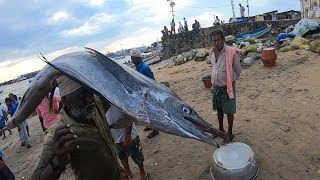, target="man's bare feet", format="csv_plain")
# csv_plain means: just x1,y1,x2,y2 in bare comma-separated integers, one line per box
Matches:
226,132,235,142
